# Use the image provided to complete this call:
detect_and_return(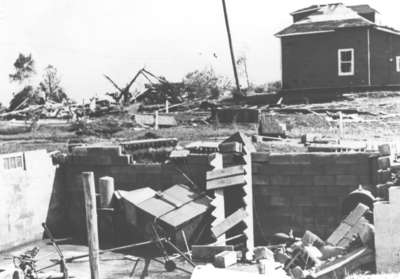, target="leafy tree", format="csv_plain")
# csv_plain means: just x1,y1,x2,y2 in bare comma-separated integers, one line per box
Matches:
9,53,35,83
183,67,232,100
39,65,68,103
